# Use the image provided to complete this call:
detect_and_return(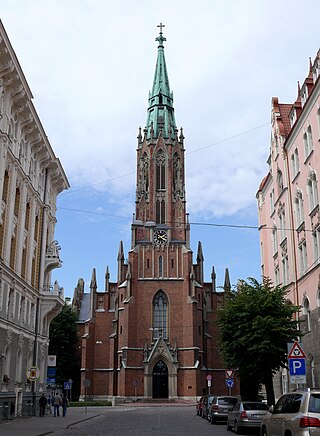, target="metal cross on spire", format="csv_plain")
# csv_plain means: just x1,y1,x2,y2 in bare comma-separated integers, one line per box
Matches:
156,22,166,47
157,22,165,34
